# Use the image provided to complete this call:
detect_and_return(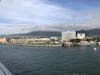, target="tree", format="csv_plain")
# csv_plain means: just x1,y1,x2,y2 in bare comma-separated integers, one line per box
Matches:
70,39,81,43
